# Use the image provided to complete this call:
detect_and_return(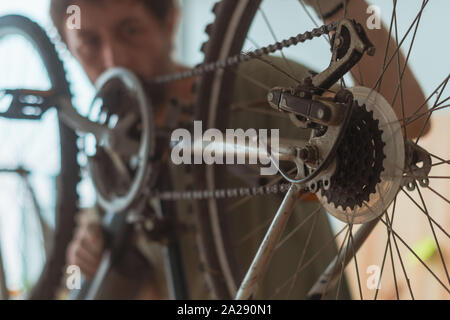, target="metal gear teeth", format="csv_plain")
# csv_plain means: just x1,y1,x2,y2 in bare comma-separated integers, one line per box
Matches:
321,101,386,211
